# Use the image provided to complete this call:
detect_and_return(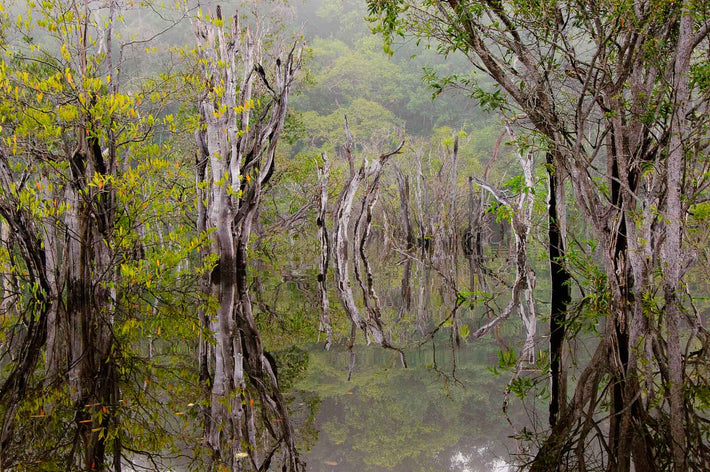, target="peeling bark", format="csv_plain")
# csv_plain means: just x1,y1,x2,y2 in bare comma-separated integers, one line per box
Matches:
193,8,303,470
331,117,405,357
